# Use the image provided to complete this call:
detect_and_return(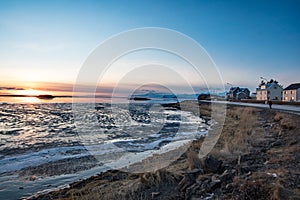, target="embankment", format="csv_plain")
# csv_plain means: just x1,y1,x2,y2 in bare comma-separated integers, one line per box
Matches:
28,101,300,200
